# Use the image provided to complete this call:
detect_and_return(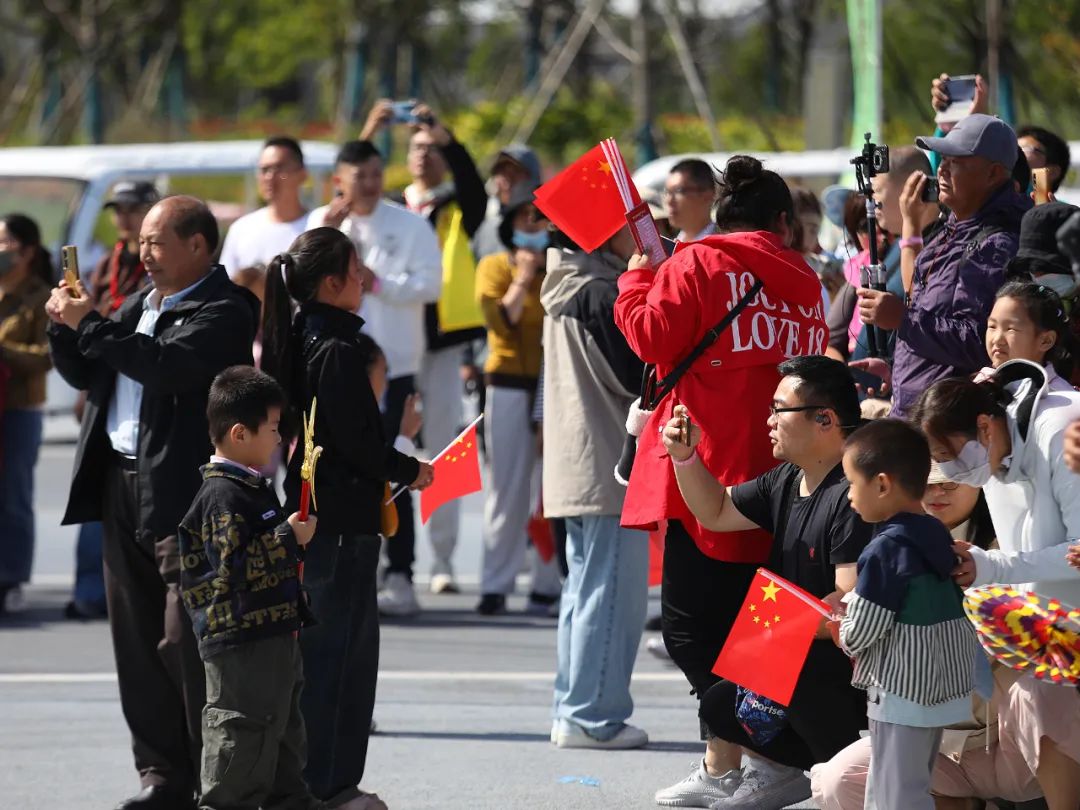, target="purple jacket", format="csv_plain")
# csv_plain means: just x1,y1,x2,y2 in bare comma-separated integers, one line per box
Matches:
891,183,1030,417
